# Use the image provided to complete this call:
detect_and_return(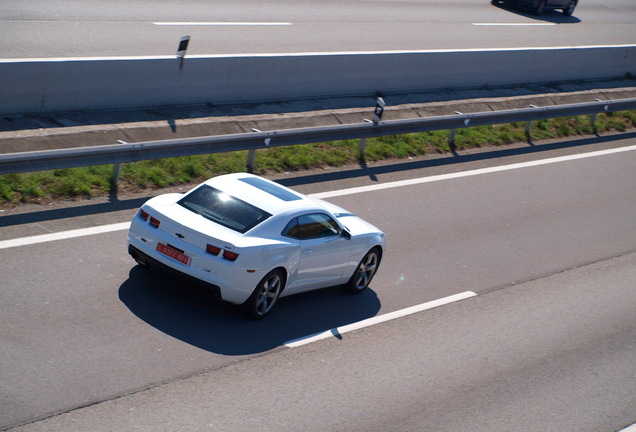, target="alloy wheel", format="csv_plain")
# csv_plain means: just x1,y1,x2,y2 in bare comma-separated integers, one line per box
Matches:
255,274,281,316
346,249,380,294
